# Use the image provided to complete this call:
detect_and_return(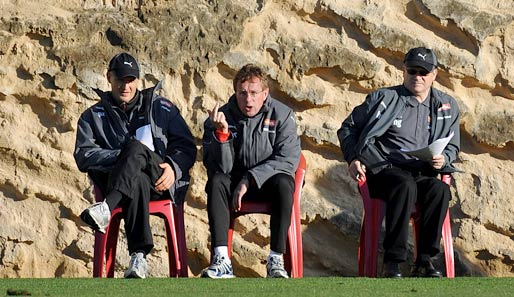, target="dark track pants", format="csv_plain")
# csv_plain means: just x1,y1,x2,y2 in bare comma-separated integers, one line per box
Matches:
206,173,294,253
89,140,165,255
366,167,450,263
